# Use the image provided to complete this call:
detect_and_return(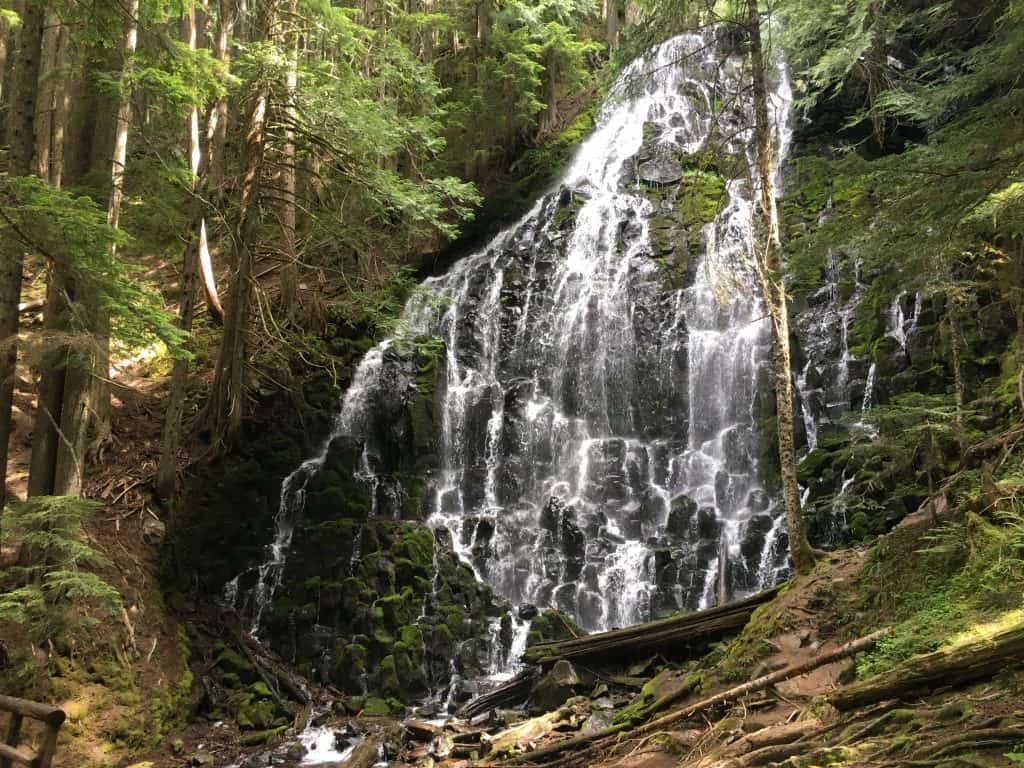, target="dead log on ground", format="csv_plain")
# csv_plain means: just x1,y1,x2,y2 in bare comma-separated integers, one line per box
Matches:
828,621,1024,711
504,628,891,765
459,669,539,719
522,587,781,667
